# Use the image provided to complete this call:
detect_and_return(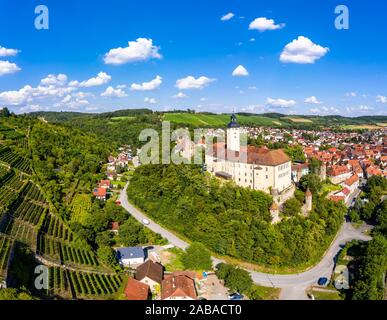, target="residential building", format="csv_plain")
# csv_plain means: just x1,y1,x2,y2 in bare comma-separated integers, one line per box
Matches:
116,247,145,267
135,260,164,292
161,274,197,300
124,278,150,300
